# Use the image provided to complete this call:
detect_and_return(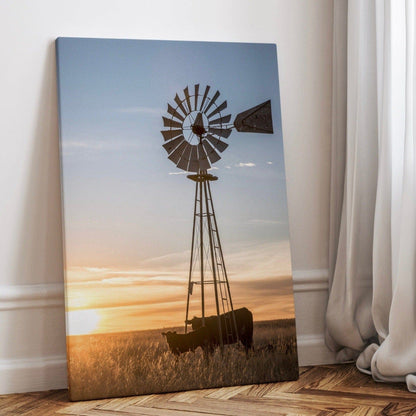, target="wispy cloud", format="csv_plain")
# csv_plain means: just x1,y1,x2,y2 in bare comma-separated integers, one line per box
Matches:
101,276,183,286
116,106,162,115
62,139,140,154
62,141,103,150
247,219,286,225
235,162,256,168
